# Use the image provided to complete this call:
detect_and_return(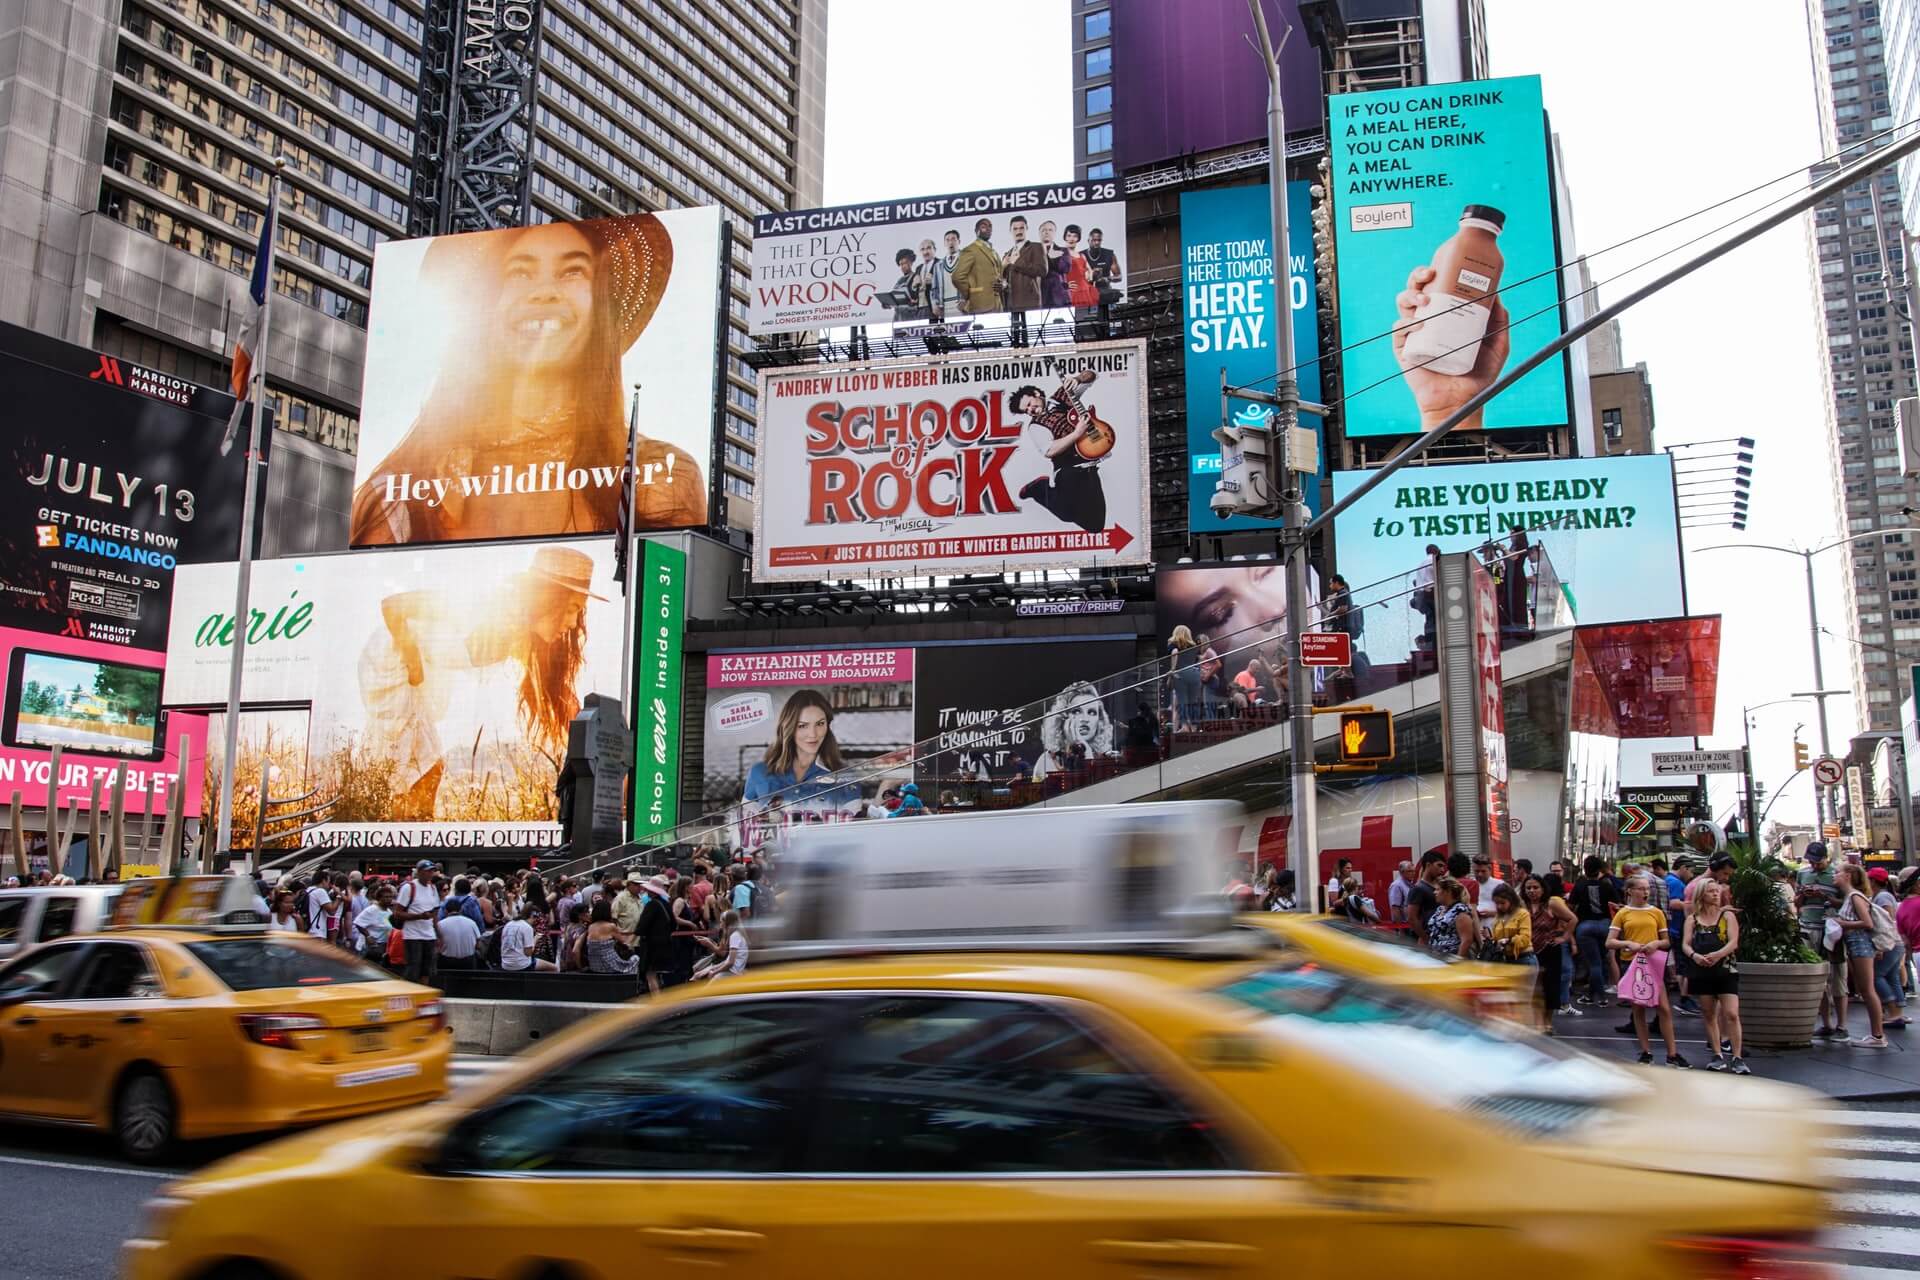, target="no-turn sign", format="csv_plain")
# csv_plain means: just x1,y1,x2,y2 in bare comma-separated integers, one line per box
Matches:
1812,757,1845,787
